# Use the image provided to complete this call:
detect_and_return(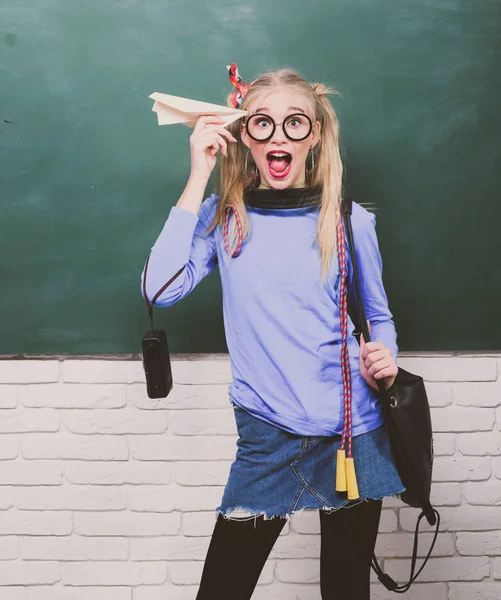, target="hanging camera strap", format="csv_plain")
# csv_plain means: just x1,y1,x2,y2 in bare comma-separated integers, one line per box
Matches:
142,256,186,330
